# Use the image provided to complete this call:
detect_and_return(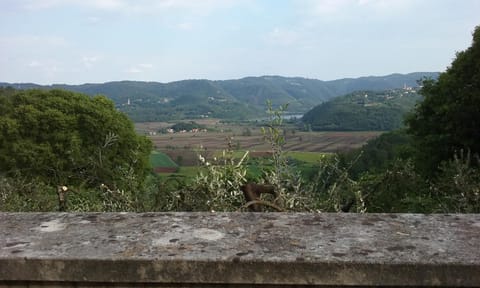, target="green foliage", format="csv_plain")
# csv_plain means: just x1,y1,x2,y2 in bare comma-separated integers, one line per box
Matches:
150,138,250,212
66,184,137,212
354,151,480,213
406,26,480,175
260,101,309,211
357,159,431,213
340,130,414,179
431,151,480,213
302,89,421,131
169,121,206,132
192,142,249,211
0,88,152,190
0,176,56,211
0,176,138,212
262,101,290,187
307,154,365,213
